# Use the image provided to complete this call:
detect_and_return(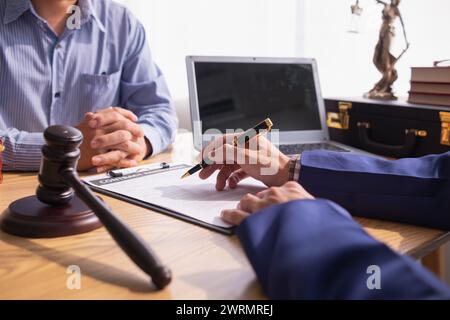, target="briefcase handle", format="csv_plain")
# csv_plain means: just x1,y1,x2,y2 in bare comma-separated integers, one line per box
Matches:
357,122,427,158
